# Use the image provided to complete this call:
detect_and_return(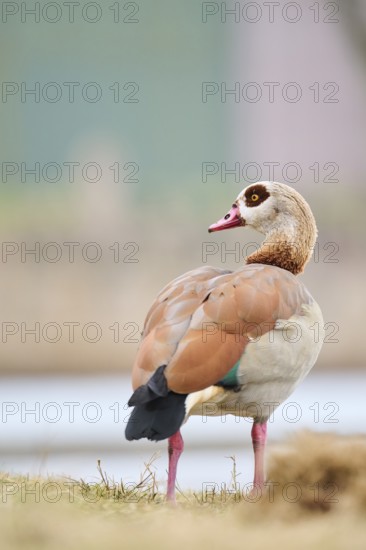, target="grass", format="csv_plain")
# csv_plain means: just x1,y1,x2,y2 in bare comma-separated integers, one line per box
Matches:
1,431,366,549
